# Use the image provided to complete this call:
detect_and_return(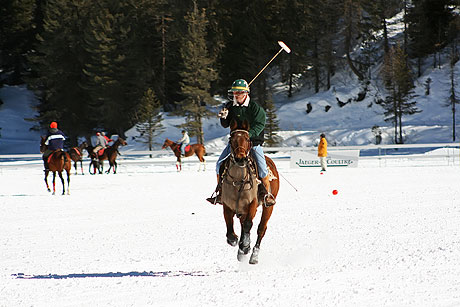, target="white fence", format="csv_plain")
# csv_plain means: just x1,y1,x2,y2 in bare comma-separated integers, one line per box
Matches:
1,143,459,167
